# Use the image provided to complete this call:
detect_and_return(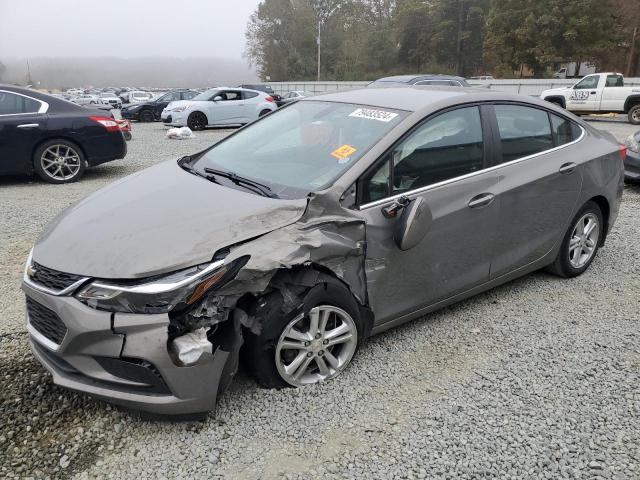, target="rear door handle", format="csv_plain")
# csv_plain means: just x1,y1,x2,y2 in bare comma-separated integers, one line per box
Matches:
17,123,40,129
468,193,495,209
590,91,596,95
559,162,577,174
